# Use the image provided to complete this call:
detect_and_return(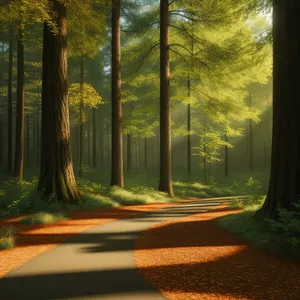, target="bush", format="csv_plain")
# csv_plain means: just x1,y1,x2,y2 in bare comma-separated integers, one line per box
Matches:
0,226,16,250
19,212,67,225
